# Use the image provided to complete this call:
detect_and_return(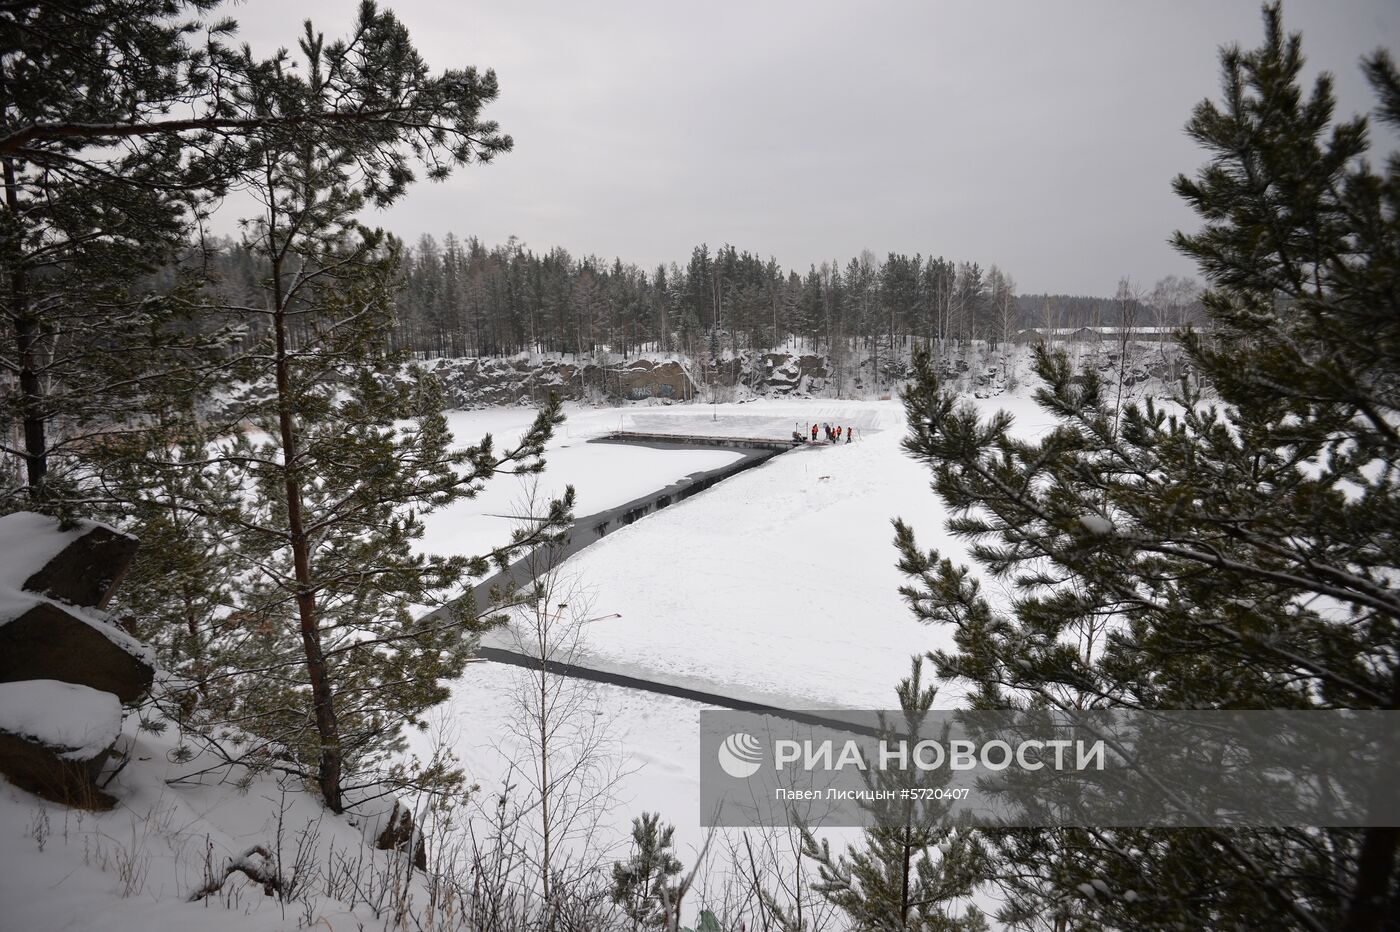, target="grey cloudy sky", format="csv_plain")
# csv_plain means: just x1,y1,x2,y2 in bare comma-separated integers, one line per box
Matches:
225,0,1398,295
